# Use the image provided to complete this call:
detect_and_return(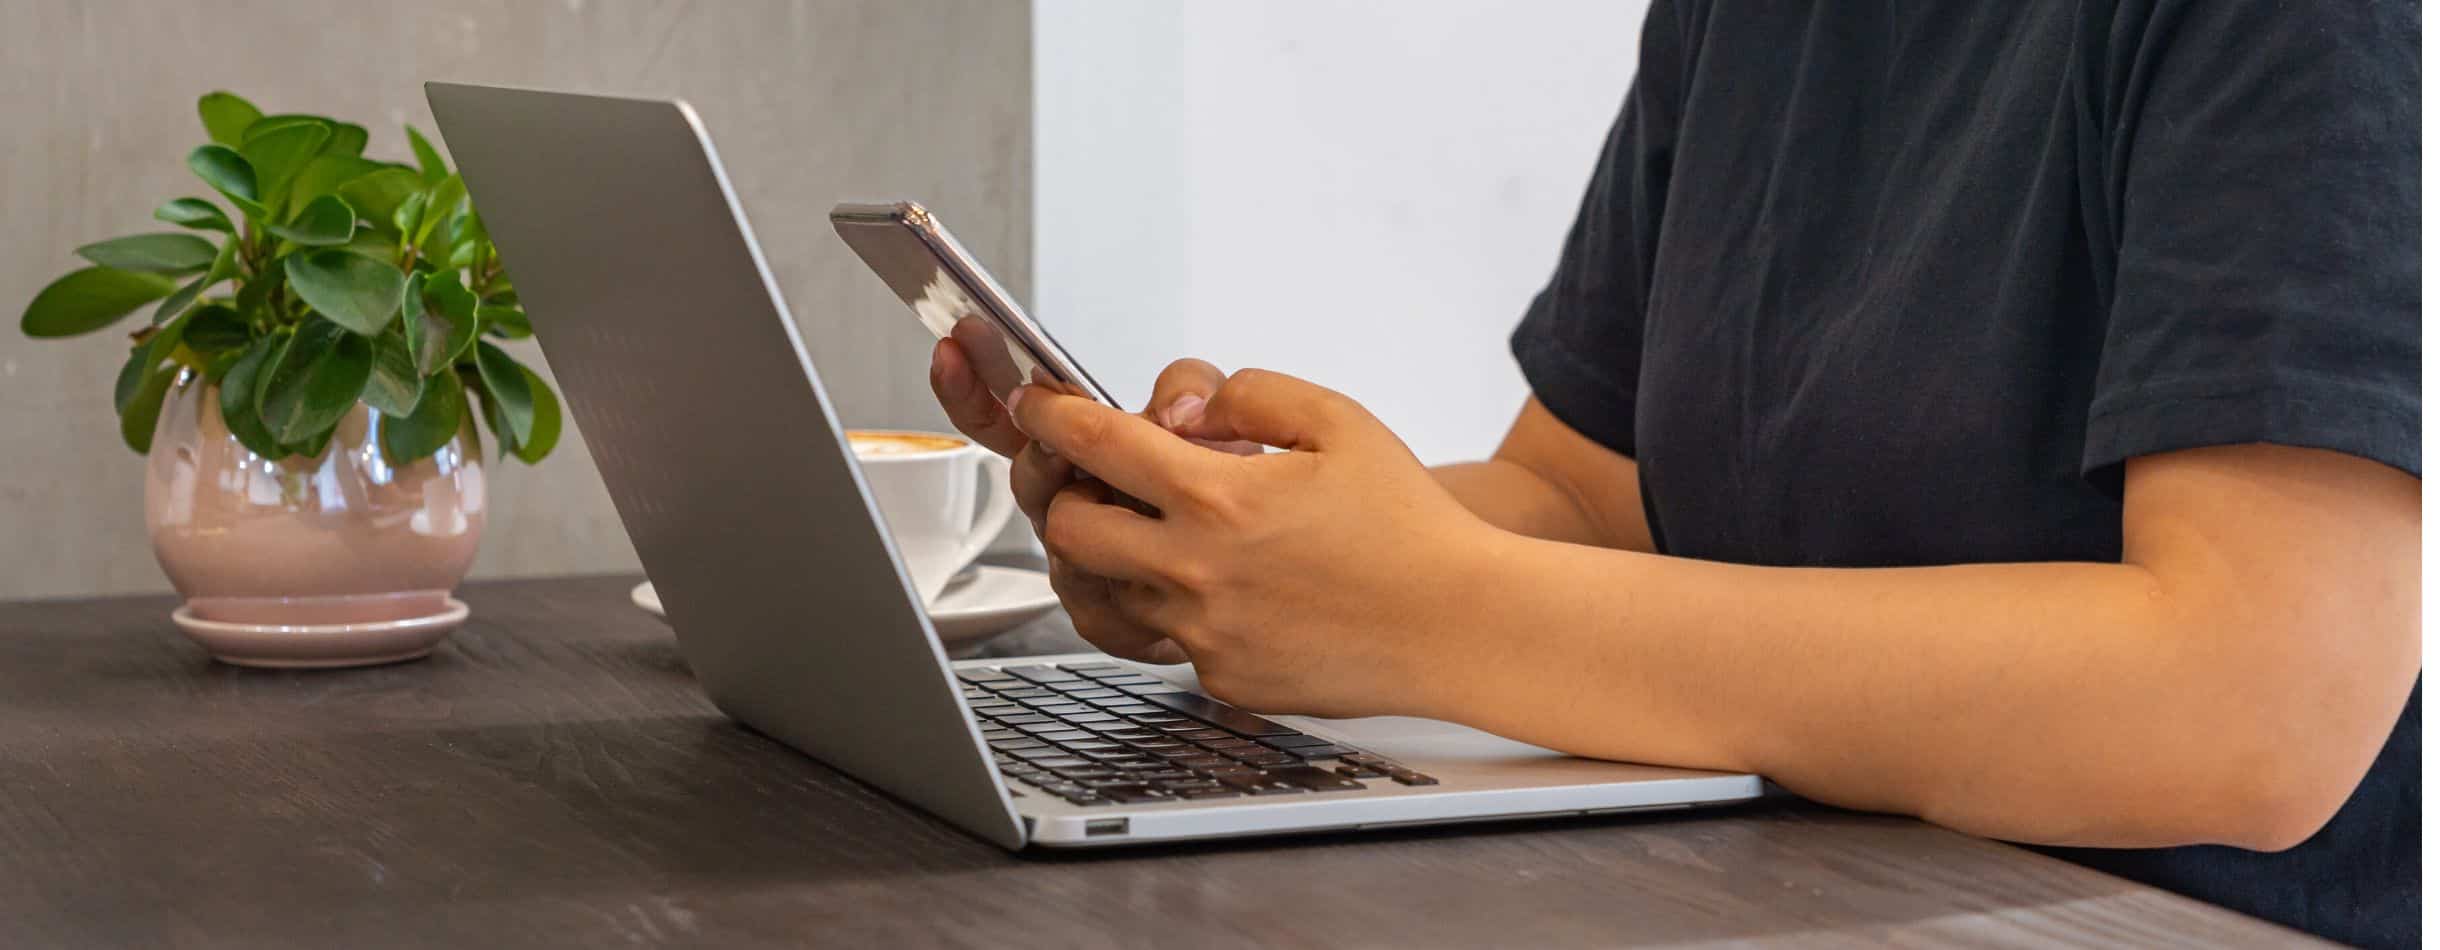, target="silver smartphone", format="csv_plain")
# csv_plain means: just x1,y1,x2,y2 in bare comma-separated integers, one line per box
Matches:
831,201,1118,409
